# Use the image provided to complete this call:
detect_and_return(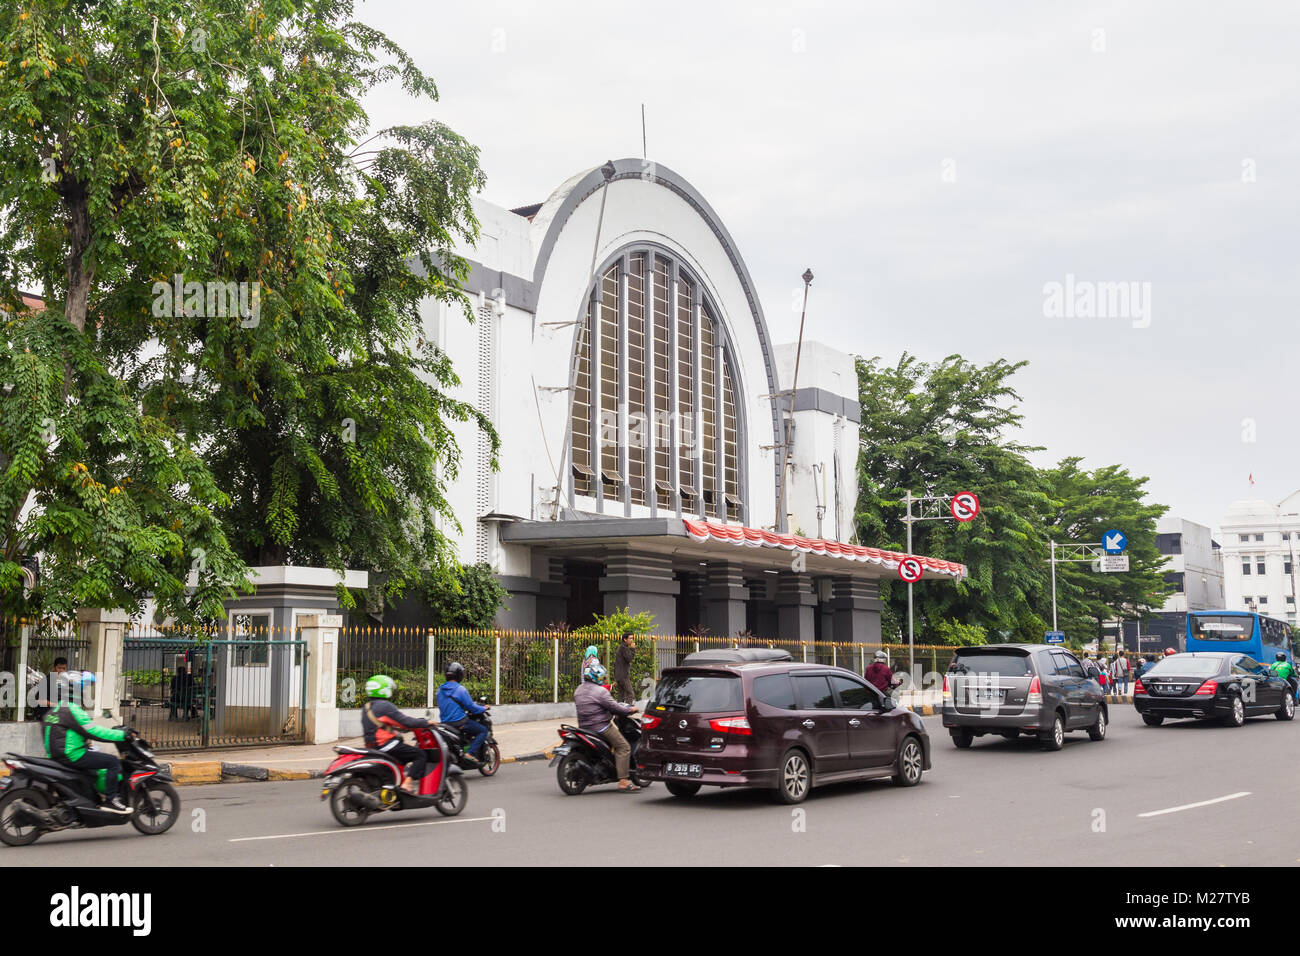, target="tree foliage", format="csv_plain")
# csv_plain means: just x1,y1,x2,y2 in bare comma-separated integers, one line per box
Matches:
1,0,496,614
856,353,1051,641
855,353,1171,645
